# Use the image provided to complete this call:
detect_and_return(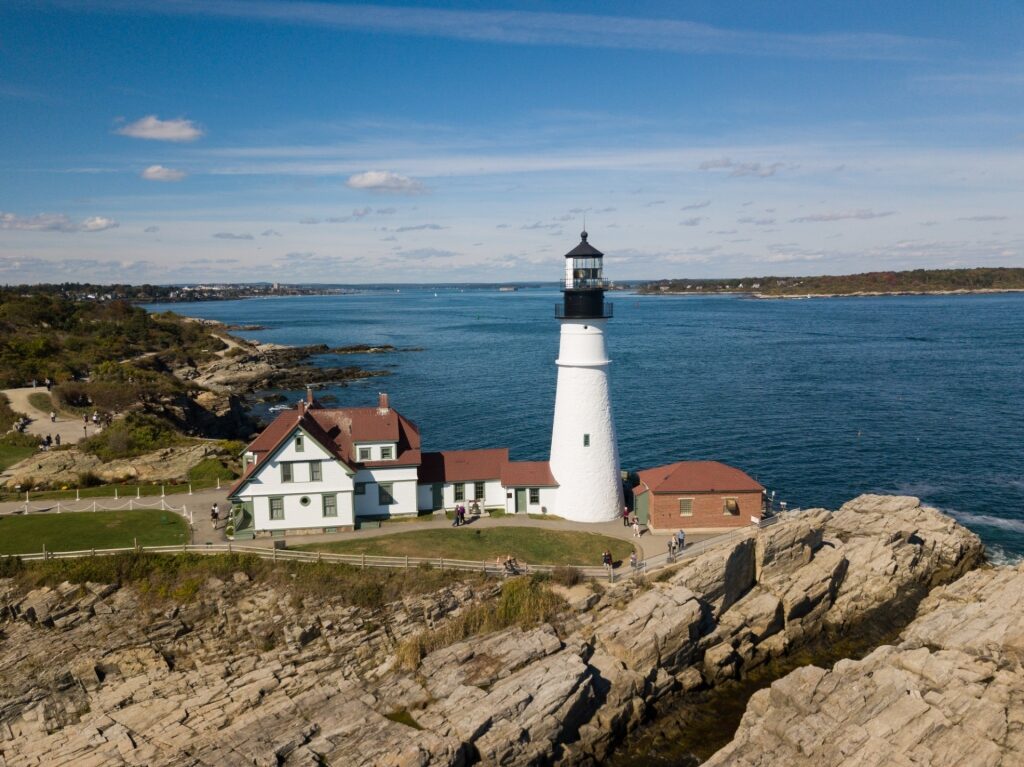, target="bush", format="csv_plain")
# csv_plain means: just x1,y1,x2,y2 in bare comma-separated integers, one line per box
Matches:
188,458,237,481
551,565,583,587
77,471,104,488
1,431,40,449
79,413,185,461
